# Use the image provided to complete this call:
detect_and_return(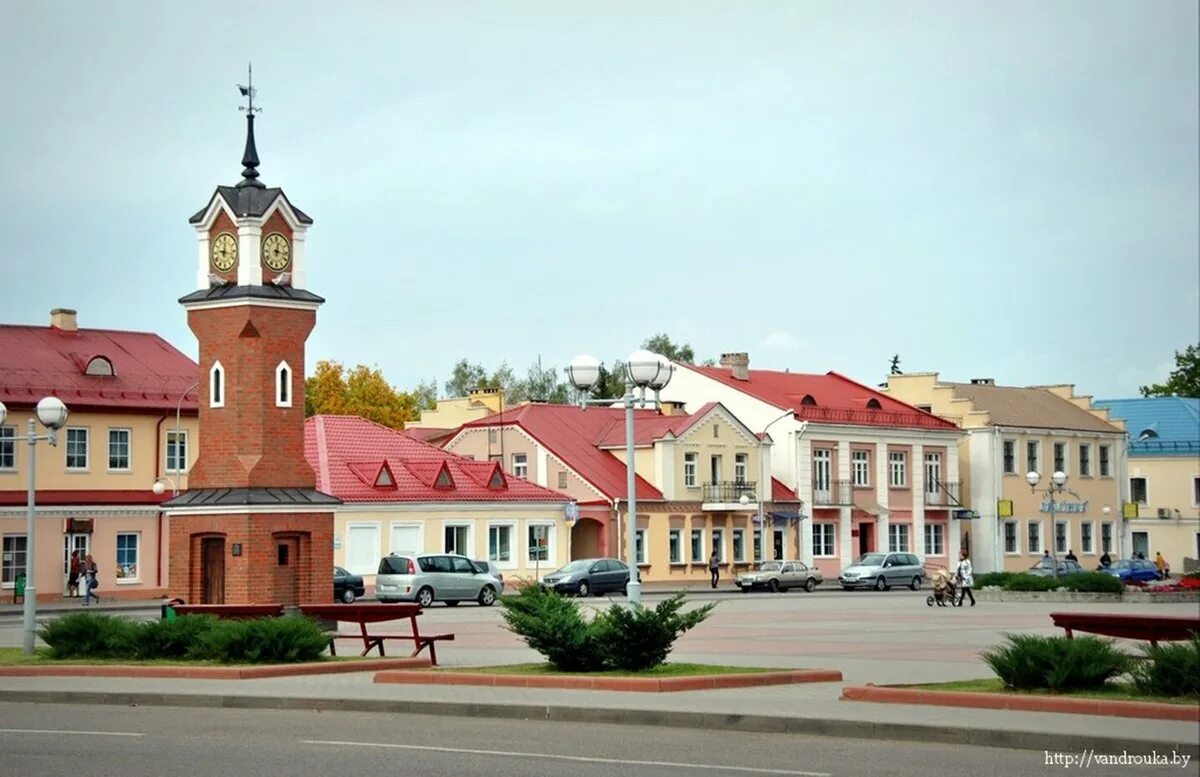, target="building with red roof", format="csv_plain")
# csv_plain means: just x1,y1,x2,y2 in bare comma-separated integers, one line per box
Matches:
0,309,199,601
442,401,804,585
306,415,572,587
658,353,964,578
